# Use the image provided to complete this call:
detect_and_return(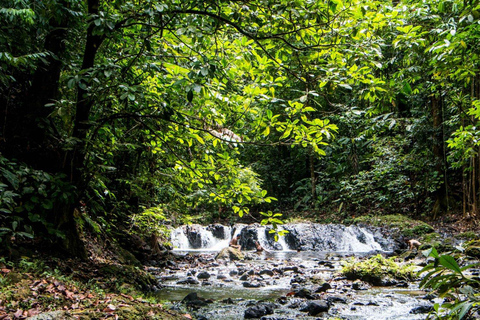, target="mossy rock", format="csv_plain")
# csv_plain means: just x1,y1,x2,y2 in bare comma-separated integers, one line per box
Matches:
341,254,416,286
458,232,480,241
354,214,434,237
465,241,480,258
